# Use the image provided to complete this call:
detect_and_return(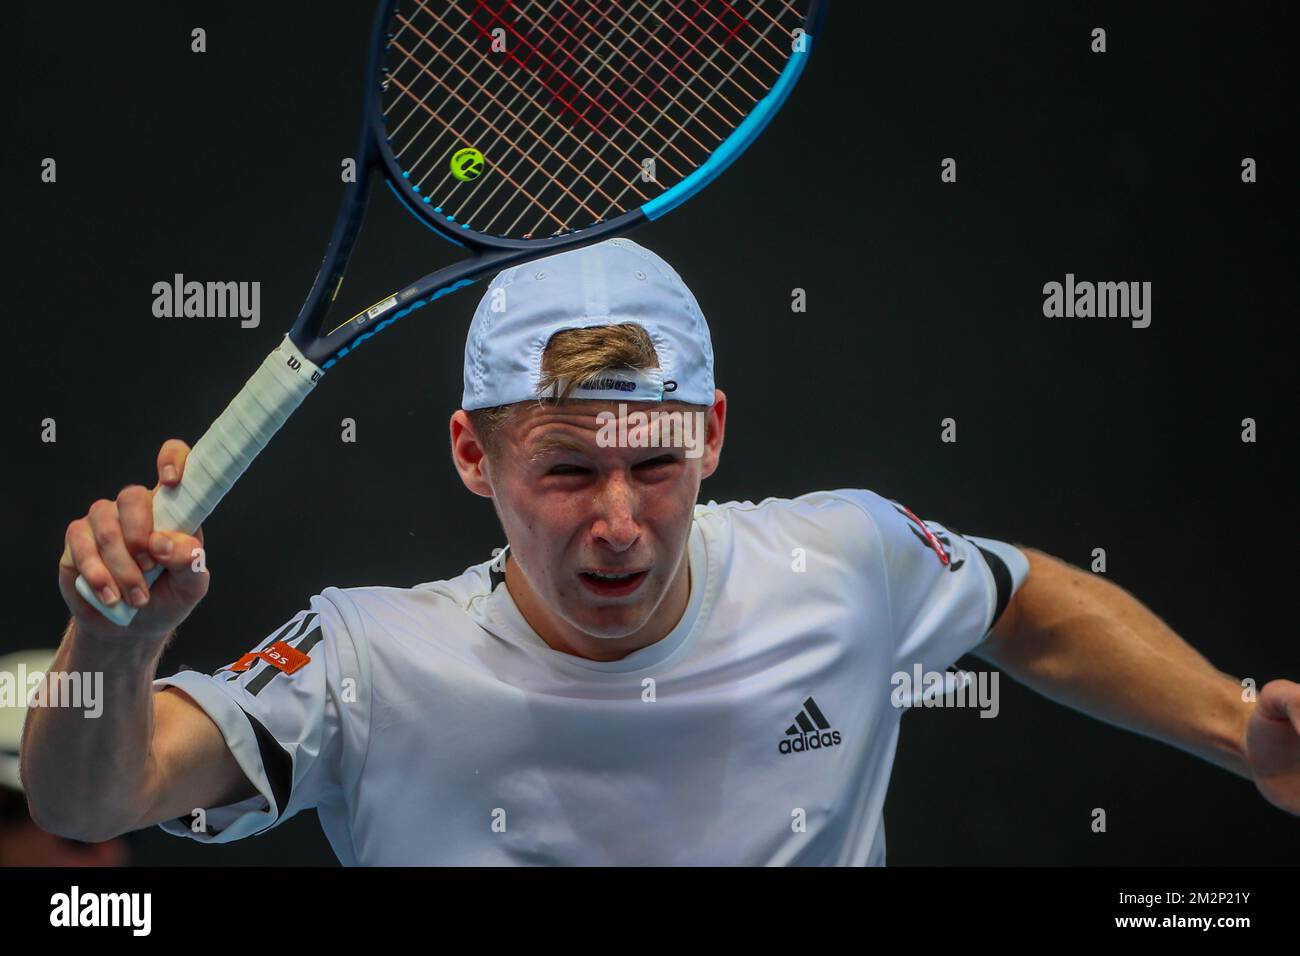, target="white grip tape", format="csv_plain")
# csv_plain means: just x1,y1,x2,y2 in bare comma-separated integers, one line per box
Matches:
74,336,323,627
